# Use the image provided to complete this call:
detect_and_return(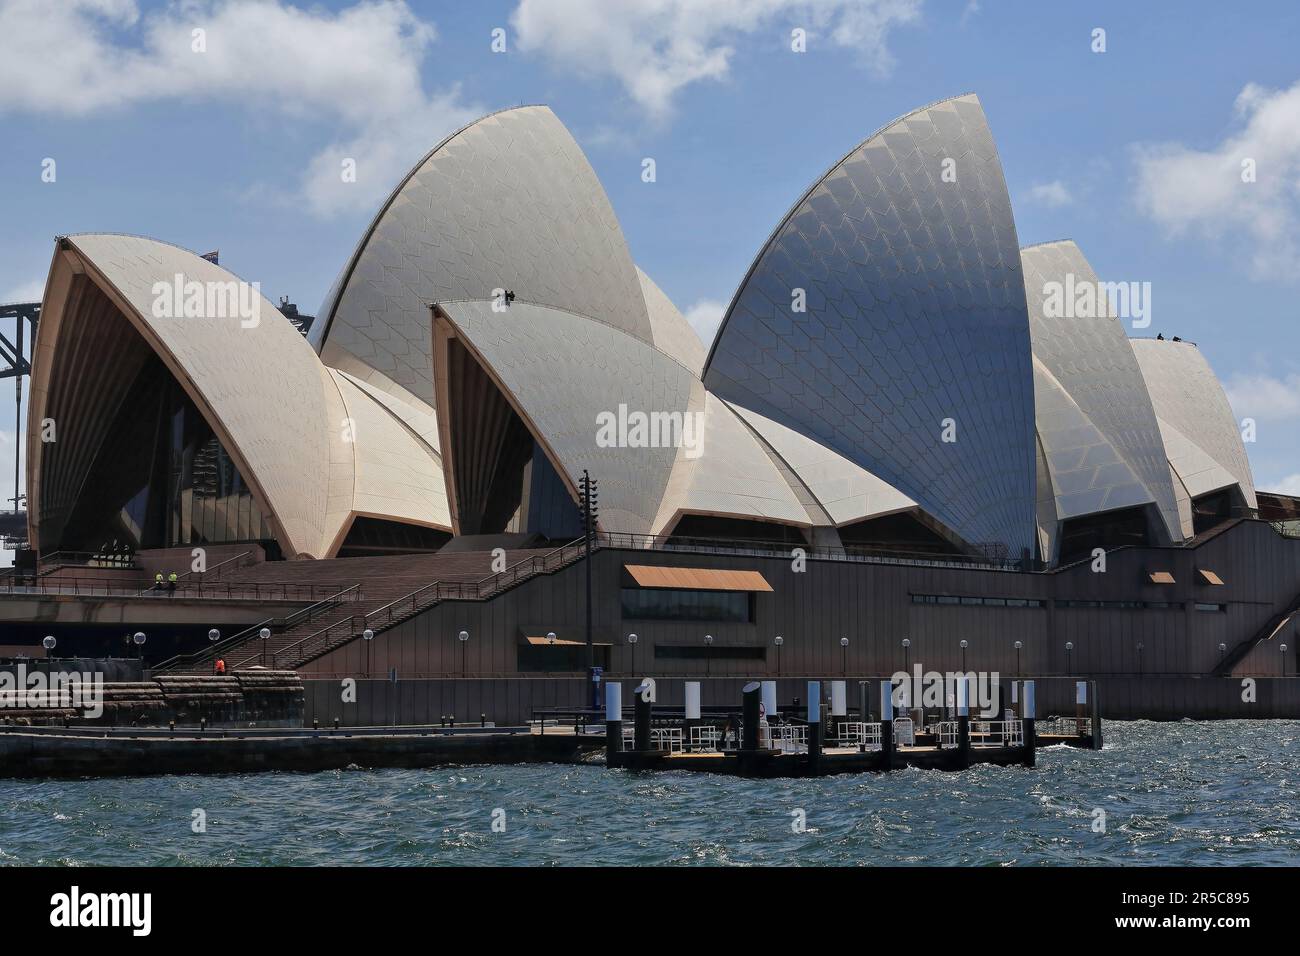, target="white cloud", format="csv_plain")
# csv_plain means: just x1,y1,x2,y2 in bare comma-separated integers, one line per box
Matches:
511,0,923,119
683,297,727,345
1026,180,1072,208
1133,80,1300,279
0,0,481,216
1225,371,1300,423
1266,473,1300,495
2,279,44,304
